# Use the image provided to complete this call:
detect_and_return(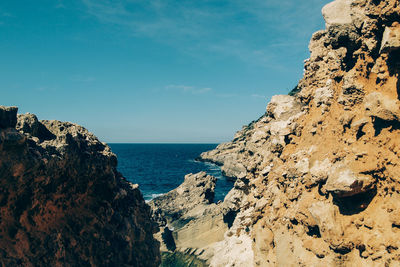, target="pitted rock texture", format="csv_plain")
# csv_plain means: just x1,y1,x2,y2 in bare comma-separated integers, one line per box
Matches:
150,172,230,265
150,172,217,228
196,0,400,266
0,107,160,267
